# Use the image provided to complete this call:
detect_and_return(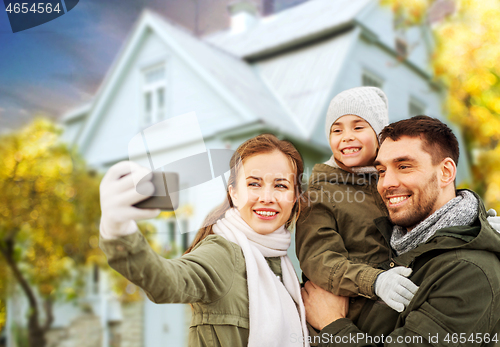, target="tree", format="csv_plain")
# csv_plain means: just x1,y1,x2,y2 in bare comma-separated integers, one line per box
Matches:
0,118,189,346
382,0,500,212
0,266,7,335
0,118,102,347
